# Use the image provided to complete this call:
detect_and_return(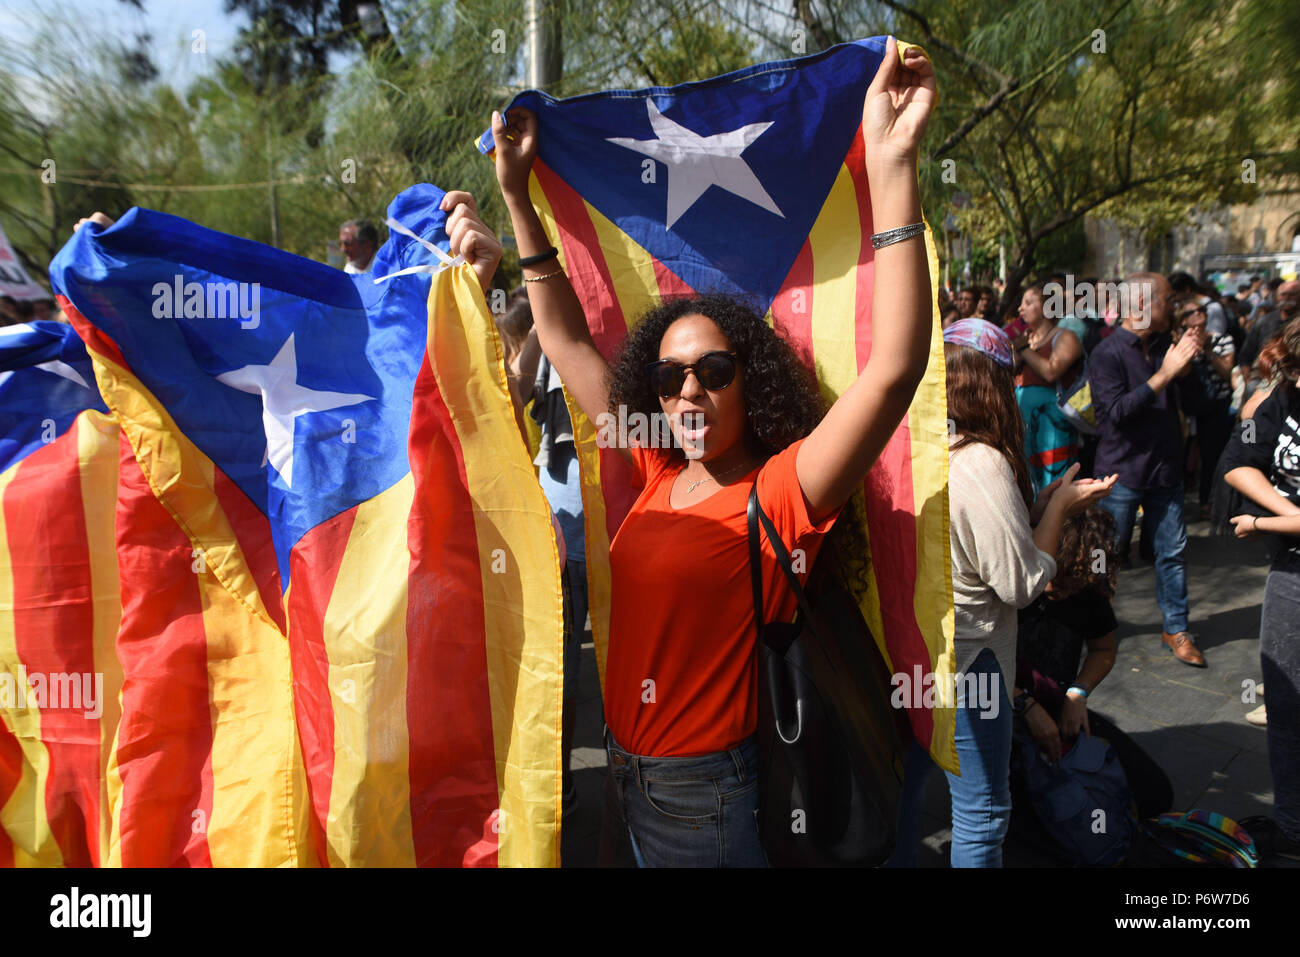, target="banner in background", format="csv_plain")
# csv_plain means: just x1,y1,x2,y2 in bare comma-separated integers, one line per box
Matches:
0,224,47,302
